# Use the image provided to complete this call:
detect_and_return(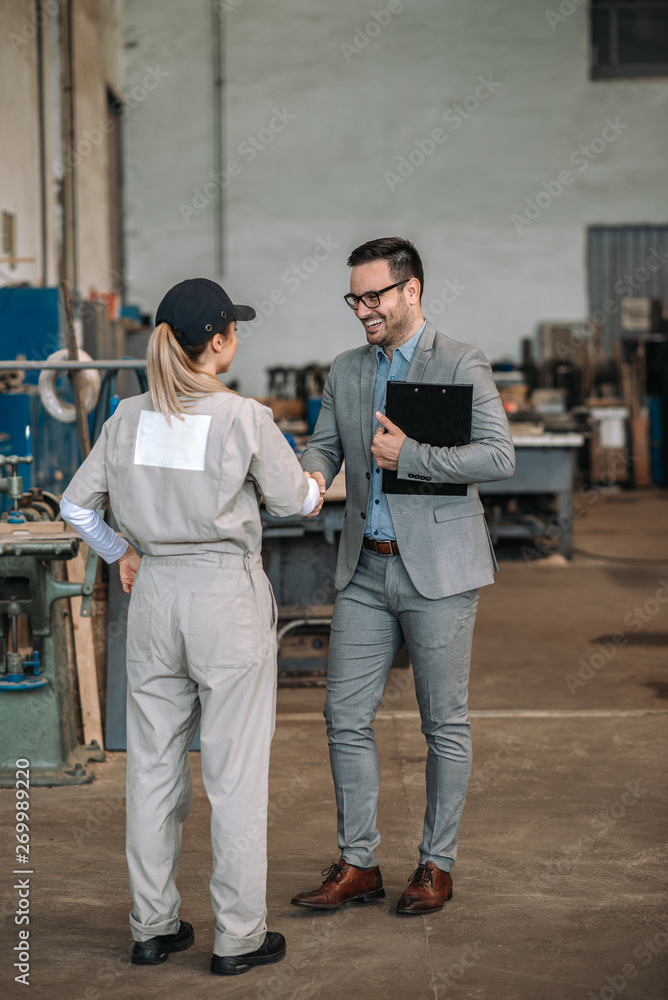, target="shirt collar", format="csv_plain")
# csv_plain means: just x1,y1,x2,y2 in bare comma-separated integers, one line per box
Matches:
376,320,426,364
